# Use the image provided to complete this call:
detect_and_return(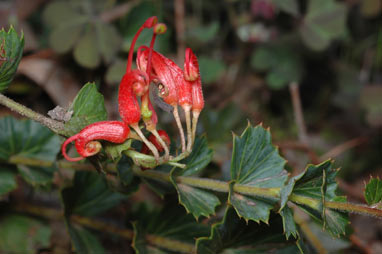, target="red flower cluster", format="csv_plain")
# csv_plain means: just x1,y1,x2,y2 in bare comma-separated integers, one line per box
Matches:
62,16,204,163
